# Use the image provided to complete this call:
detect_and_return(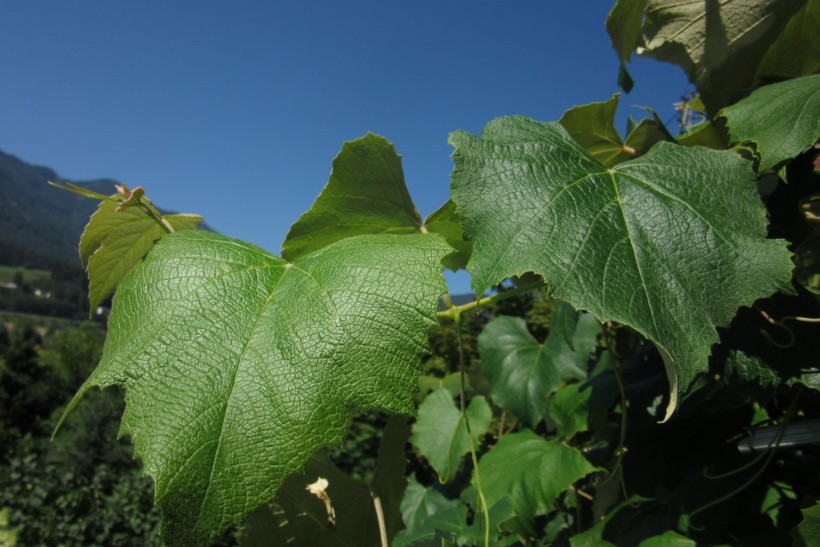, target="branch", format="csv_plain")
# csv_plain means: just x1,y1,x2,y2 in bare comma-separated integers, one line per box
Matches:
437,279,545,320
